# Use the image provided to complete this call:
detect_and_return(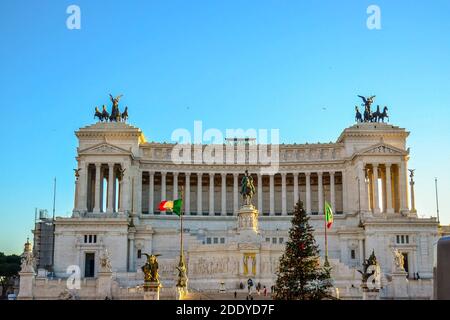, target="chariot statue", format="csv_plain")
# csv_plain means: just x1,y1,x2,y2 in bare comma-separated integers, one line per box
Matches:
93,94,129,123
240,170,255,205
